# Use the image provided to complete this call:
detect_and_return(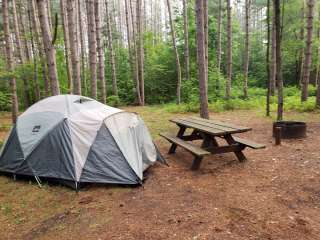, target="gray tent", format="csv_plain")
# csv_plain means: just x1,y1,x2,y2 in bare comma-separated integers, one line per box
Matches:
0,95,161,189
